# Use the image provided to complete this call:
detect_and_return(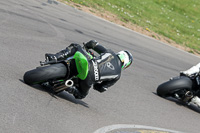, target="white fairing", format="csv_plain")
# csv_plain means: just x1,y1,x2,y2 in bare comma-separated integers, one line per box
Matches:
181,63,200,76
